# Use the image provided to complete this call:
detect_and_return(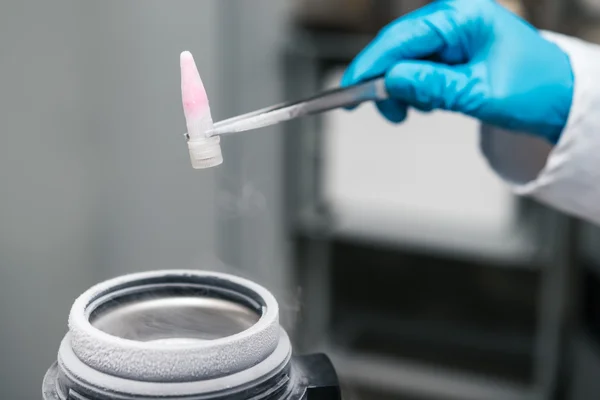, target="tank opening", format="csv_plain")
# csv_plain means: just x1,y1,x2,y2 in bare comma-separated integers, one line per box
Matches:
88,283,262,344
